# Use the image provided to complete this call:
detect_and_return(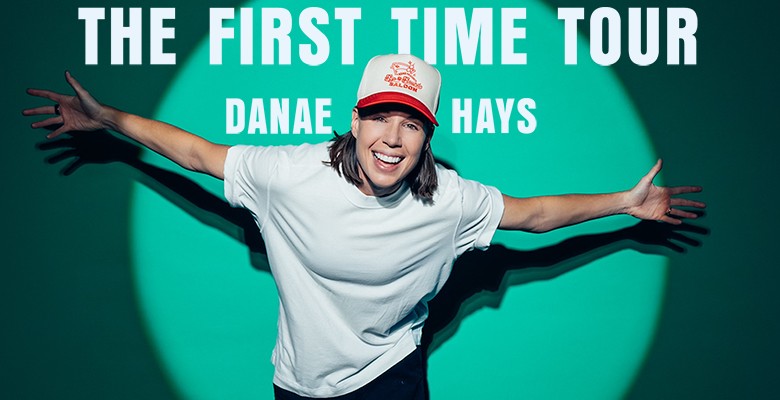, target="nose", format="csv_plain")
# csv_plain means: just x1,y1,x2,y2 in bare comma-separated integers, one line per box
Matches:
383,123,402,148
